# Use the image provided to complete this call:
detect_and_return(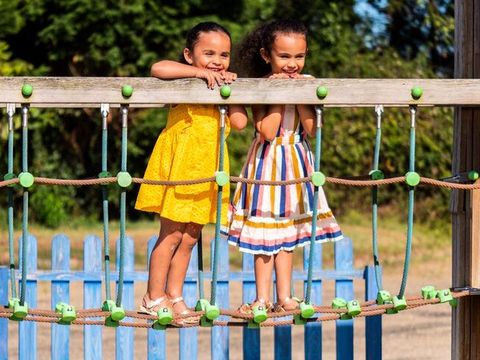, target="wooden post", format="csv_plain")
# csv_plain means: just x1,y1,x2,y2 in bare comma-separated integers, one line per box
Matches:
452,1,480,358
